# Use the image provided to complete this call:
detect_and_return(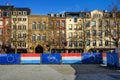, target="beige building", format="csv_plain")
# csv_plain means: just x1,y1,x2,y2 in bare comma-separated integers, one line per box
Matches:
28,15,50,53
65,10,119,52
11,8,31,53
